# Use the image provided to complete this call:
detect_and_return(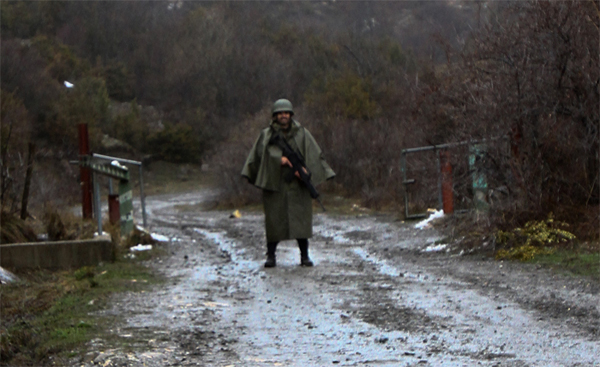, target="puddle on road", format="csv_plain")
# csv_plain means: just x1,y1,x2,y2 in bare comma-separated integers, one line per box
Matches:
347,247,600,366
100,204,600,367
185,222,507,366
192,228,256,273
399,278,600,365
352,247,435,283
140,191,217,213
354,254,600,365
313,218,387,246
314,216,443,254
190,223,435,366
